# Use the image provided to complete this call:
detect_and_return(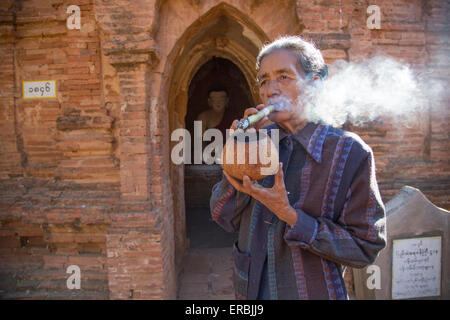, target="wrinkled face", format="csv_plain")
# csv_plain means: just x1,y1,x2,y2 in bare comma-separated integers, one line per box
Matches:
257,49,307,123
208,91,229,112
